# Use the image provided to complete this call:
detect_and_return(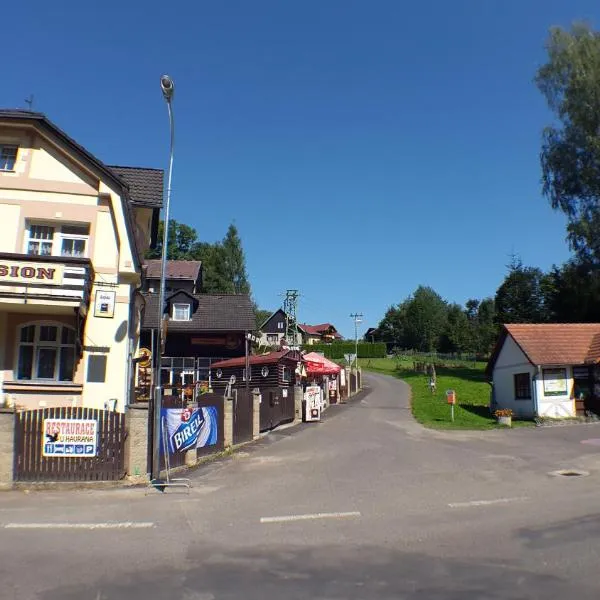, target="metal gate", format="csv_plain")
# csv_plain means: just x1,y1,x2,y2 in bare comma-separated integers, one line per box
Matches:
14,407,127,482
233,390,253,444
259,387,295,432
